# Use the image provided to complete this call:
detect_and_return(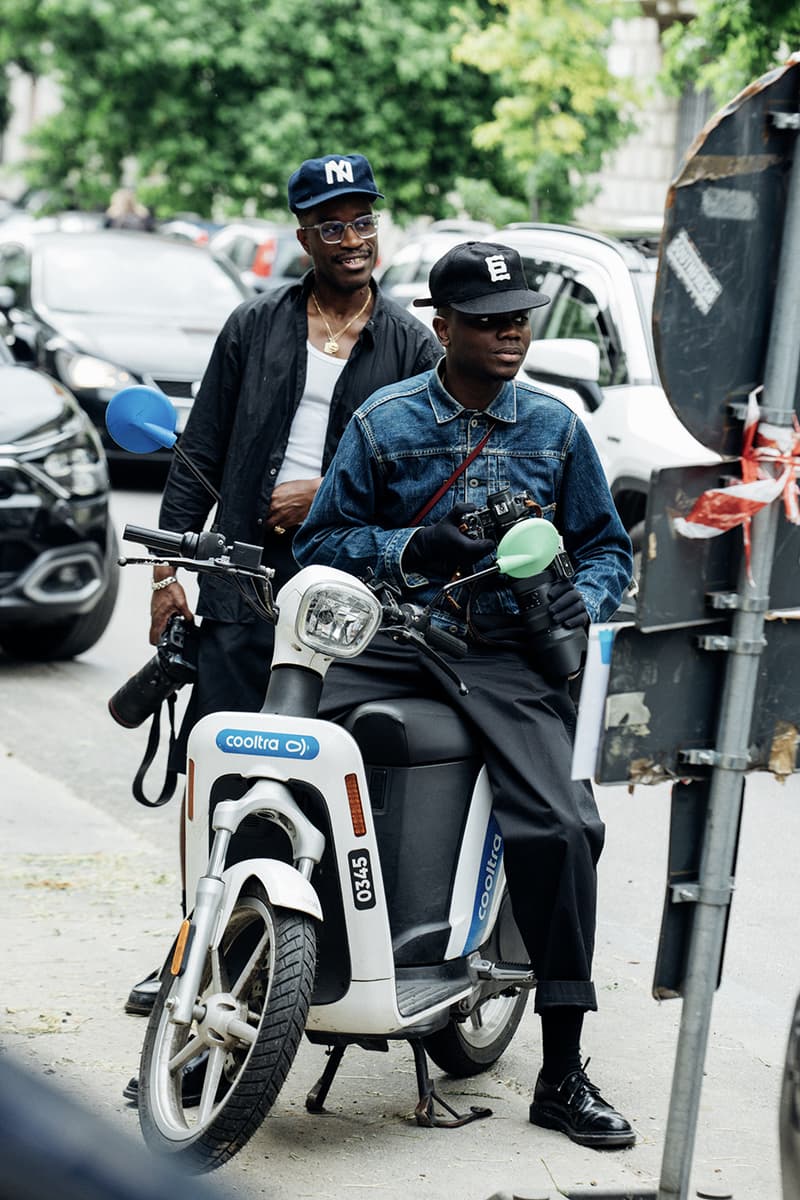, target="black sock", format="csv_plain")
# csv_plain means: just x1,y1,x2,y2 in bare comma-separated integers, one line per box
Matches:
540,1007,584,1085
